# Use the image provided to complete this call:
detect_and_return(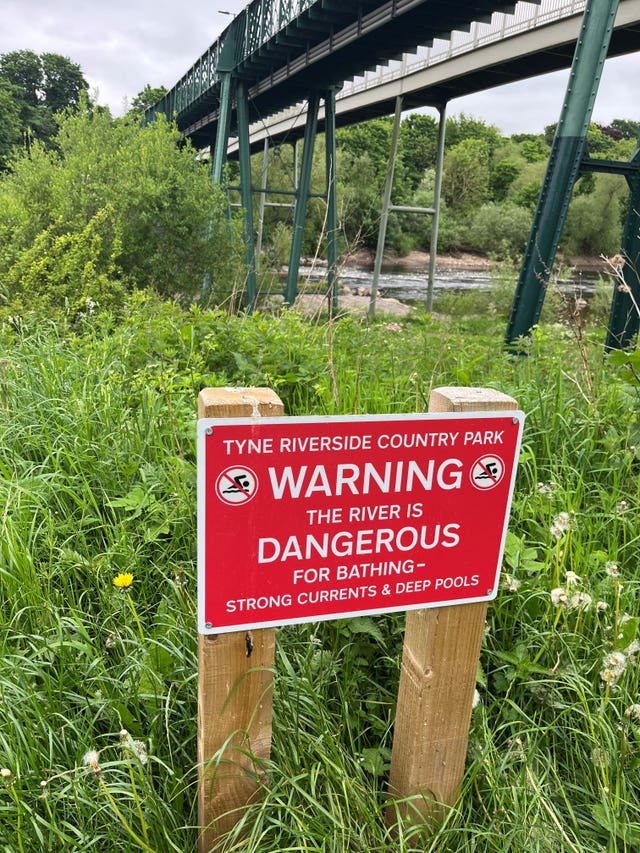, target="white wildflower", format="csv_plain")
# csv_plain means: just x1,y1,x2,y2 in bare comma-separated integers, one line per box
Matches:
605,562,620,578
502,573,521,592
600,651,627,686
536,481,556,495
625,639,640,656
550,511,574,540
565,571,581,586
0,768,11,779
569,591,592,611
616,500,628,515
596,601,608,612
624,704,640,720
131,740,148,765
472,689,481,709
550,587,569,608
82,750,100,768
